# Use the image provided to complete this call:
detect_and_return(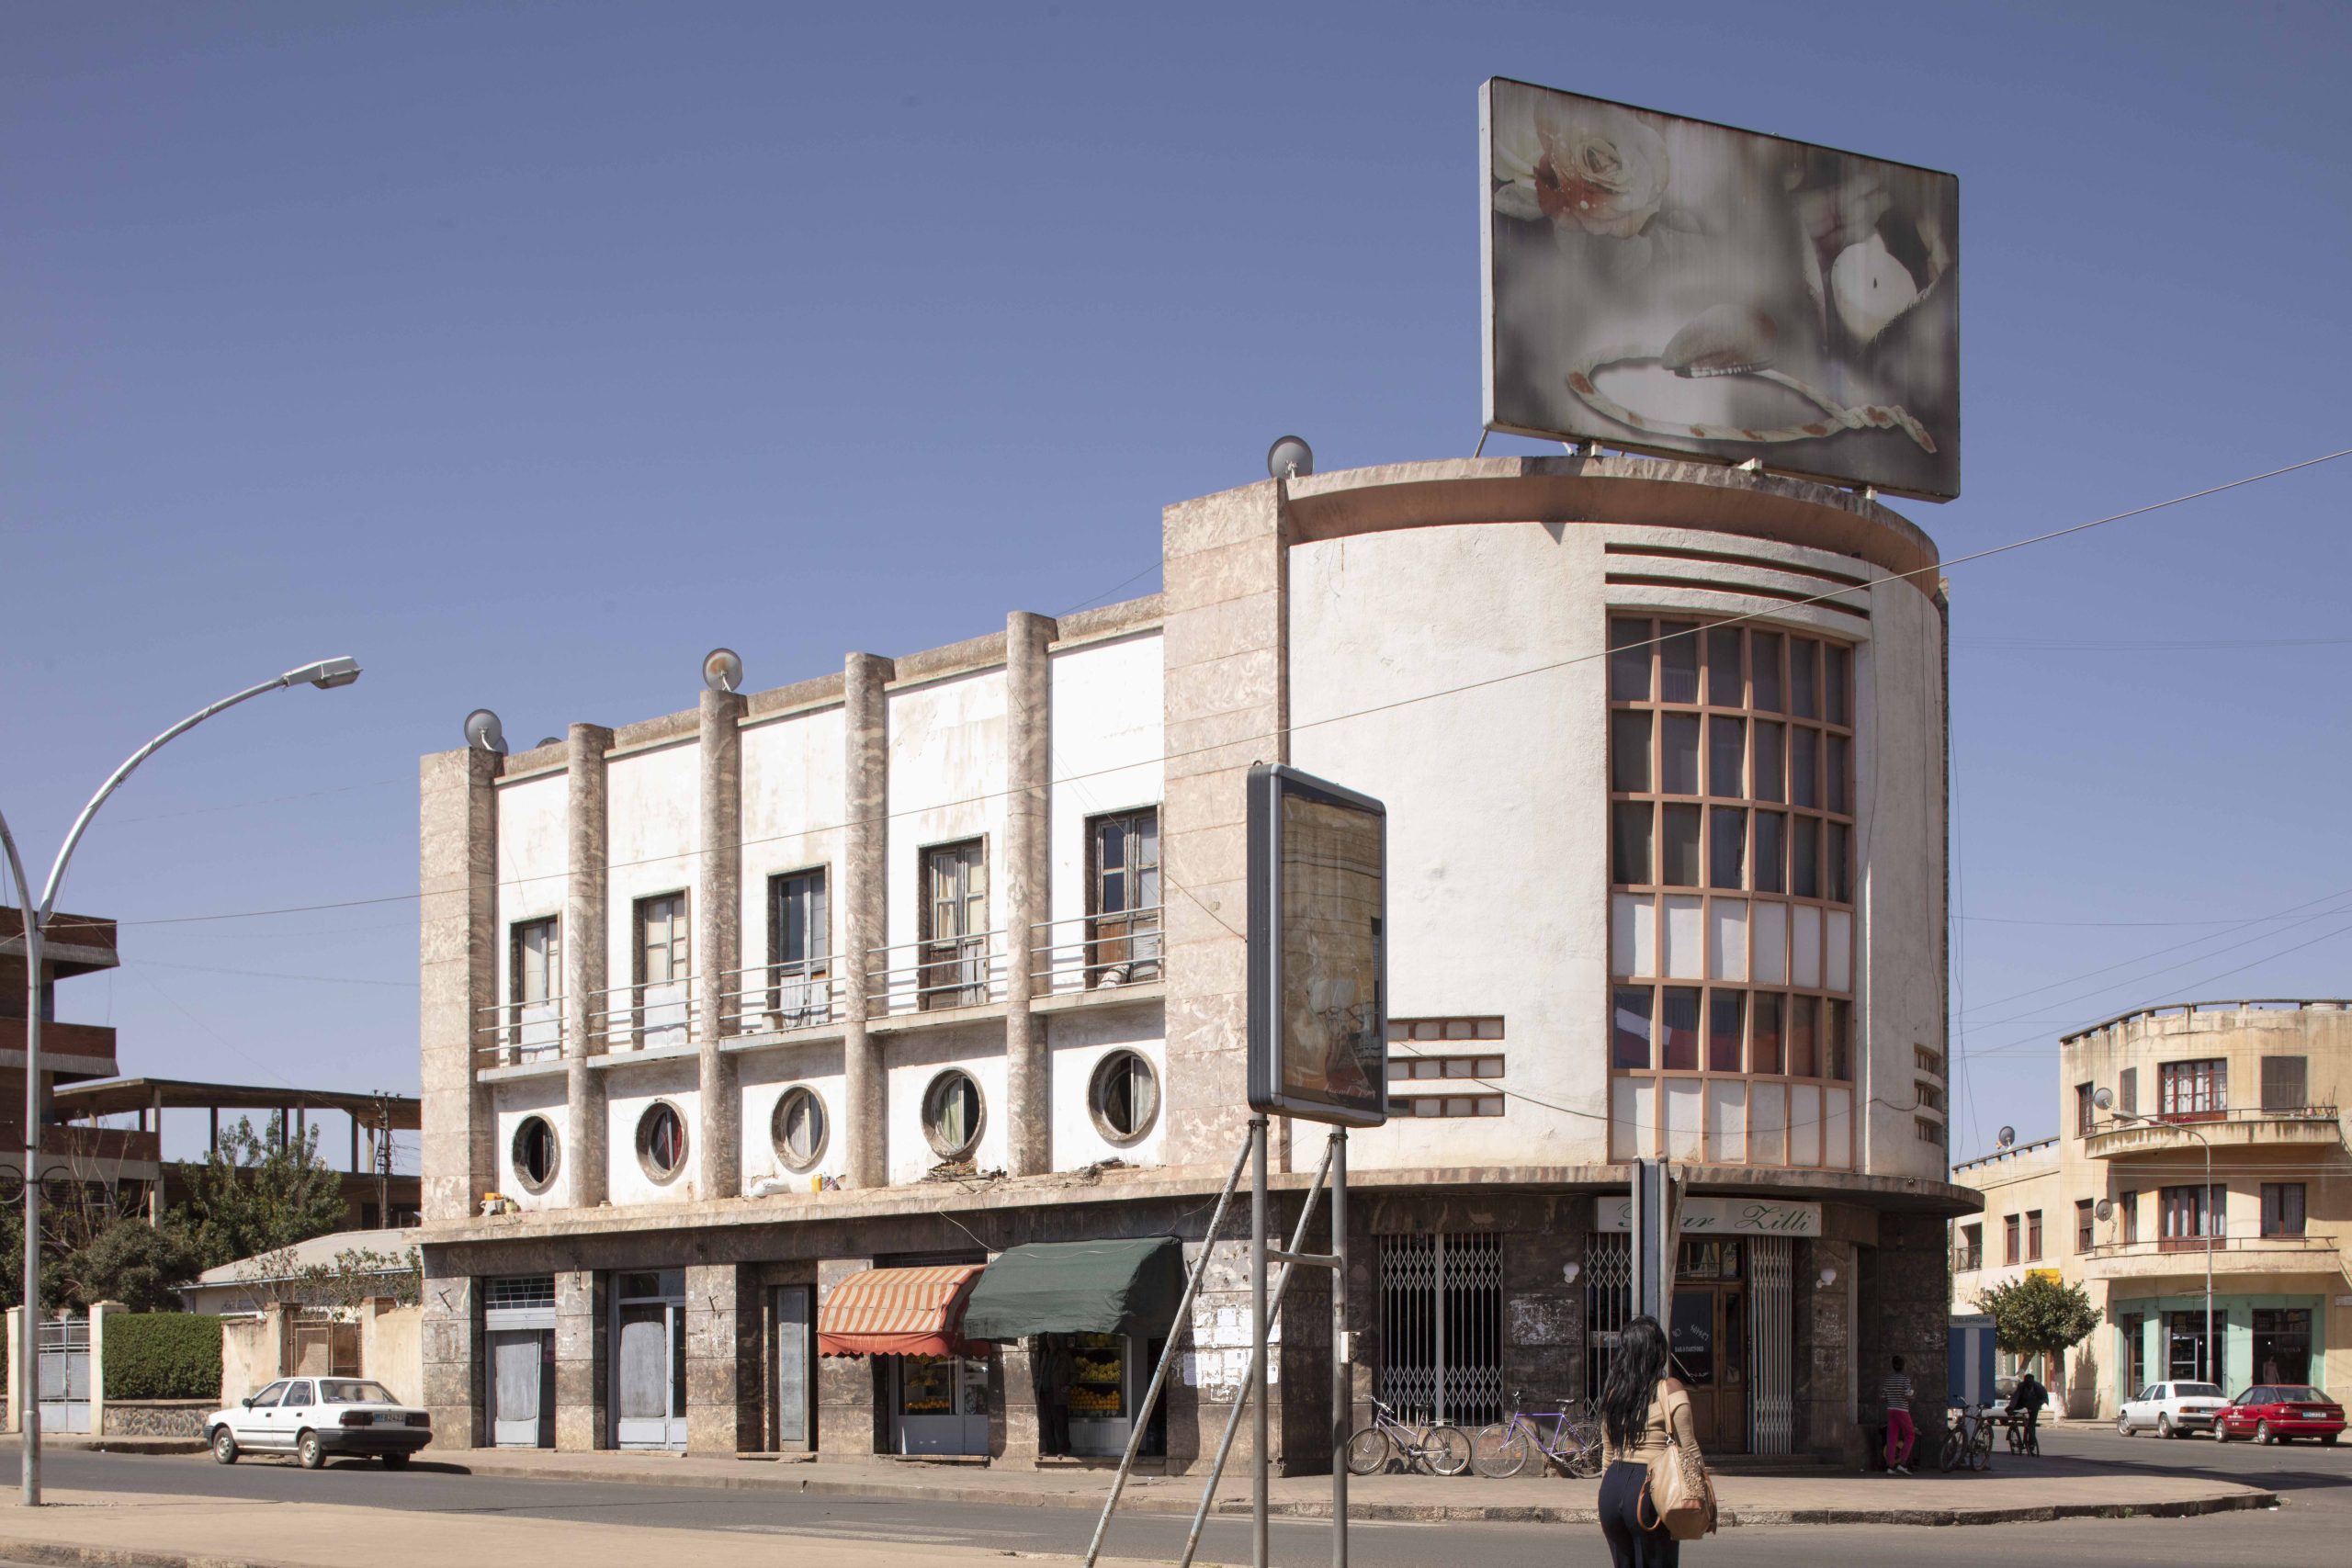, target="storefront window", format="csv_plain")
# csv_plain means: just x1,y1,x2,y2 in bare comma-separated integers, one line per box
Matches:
2165,1311,2219,1385
2252,1308,2312,1385
899,1356,958,1416
1069,1333,1126,1420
